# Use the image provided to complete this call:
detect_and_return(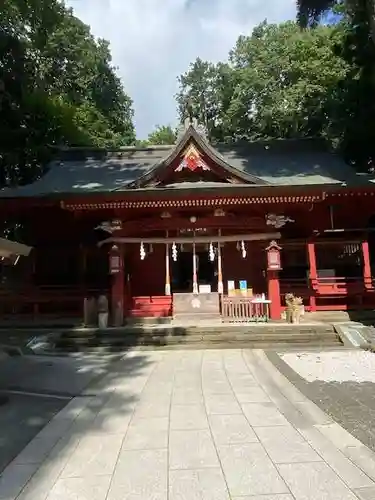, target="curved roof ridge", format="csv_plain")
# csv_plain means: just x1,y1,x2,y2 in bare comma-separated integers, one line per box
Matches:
122,123,268,190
